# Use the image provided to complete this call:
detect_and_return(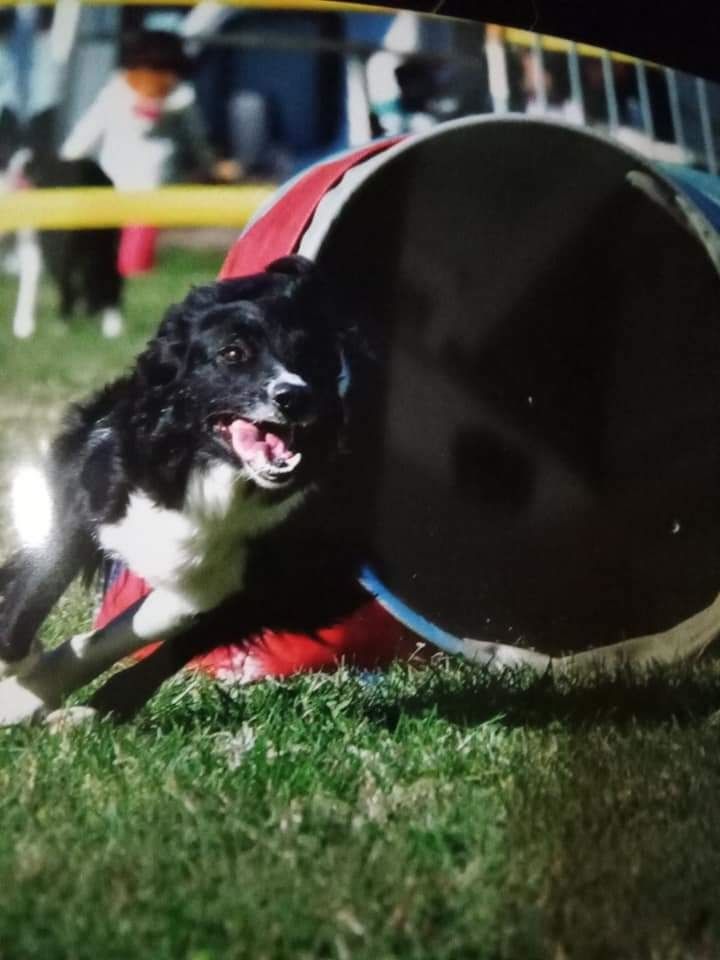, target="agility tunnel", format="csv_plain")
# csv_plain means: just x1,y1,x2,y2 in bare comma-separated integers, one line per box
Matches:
98,115,720,677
